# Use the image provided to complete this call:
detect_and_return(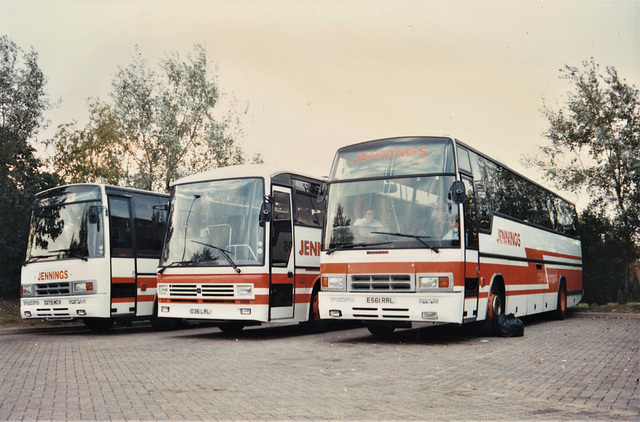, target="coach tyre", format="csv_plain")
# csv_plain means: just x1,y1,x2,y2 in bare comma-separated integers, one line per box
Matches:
83,317,114,333
485,283,504,335
151,300,181,330
554,280,567,320
311,285,321,322
218,321,245,333
301,283,328,333
367,325,395,336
